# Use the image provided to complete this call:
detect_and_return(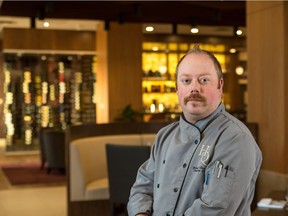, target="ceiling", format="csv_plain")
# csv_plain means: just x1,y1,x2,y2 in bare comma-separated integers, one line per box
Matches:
0,1,246,37
0,1,246,26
